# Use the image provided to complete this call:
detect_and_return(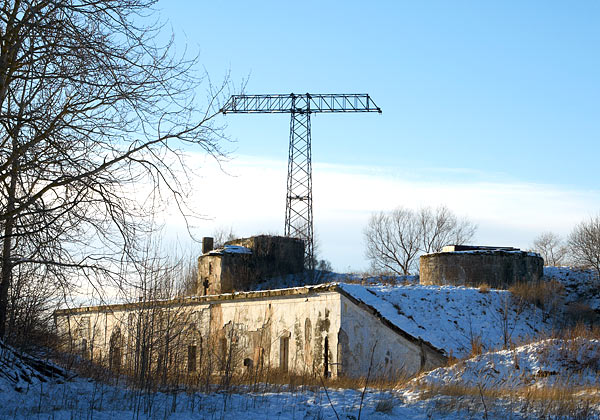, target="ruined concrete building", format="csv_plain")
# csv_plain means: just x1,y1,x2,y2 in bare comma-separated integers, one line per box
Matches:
54,284,445,379
420,245,543,288
196,235,304,295
54,238,544,380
